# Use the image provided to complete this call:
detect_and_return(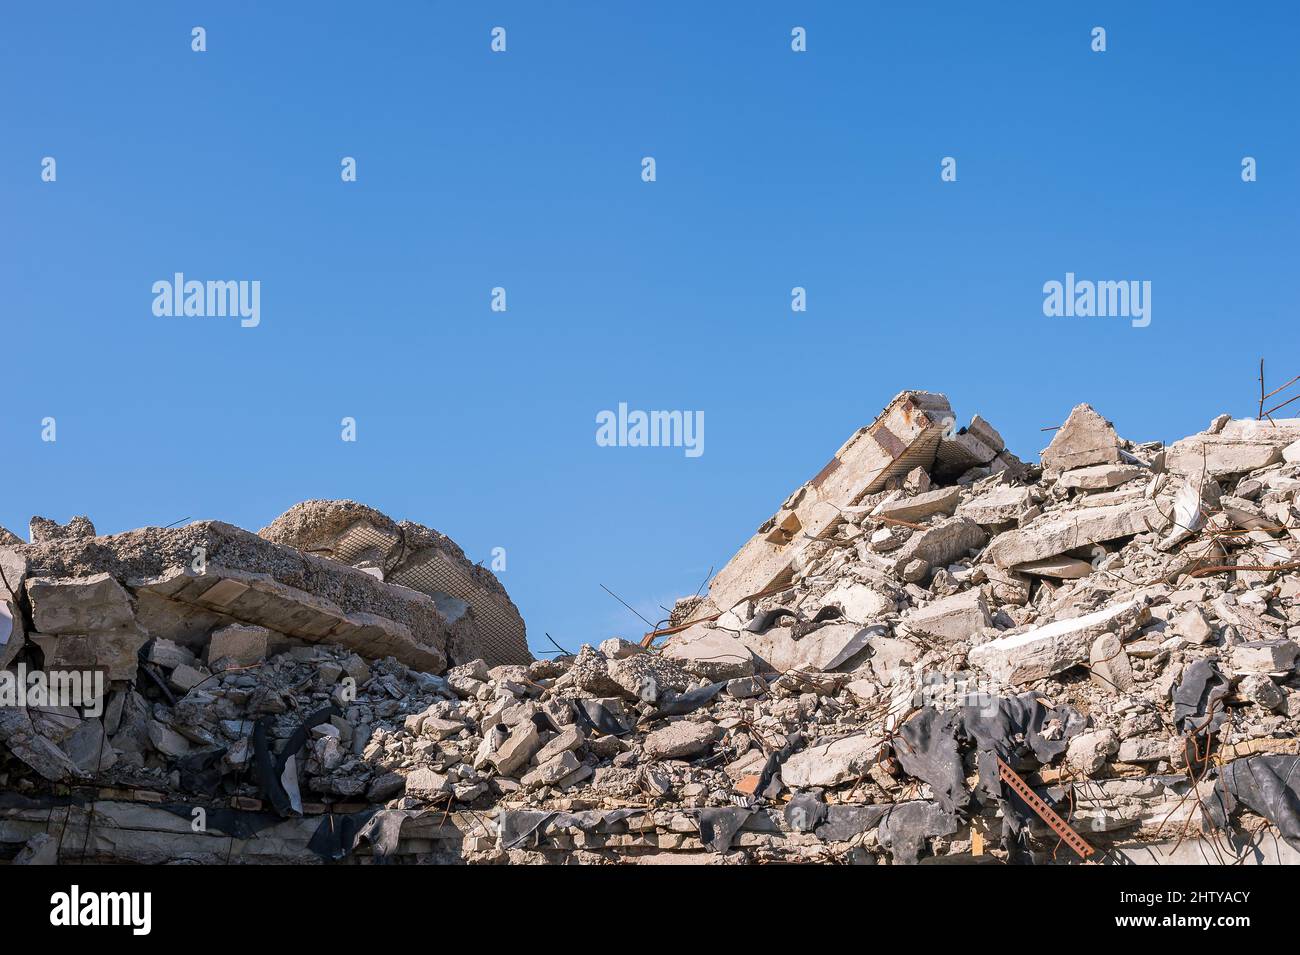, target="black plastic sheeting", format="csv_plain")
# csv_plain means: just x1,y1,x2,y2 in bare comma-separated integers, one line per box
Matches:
159,803,286,840
307,809,382,861
254,705,341,817
176,748,230,796
782,789,949,863
755,731,803,800
877,801,961,865
695,808,754,853
497,808,647,850
497,806,755,855
745,608,798,634
652,682,725,718
1203,754,1300,850
571,699,633,737
784,792,828,832
894,692,1087,845
1171,659,1231,776
1172,659,1230,735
